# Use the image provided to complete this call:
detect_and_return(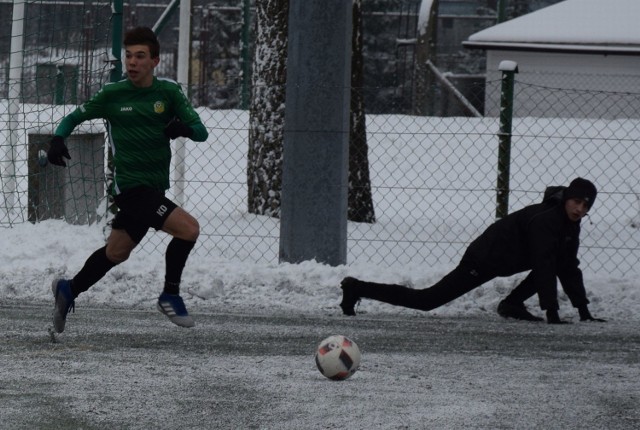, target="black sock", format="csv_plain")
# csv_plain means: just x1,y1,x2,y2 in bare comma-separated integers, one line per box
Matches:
71,246,118,297
163,280,180,295
164,238,196,295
